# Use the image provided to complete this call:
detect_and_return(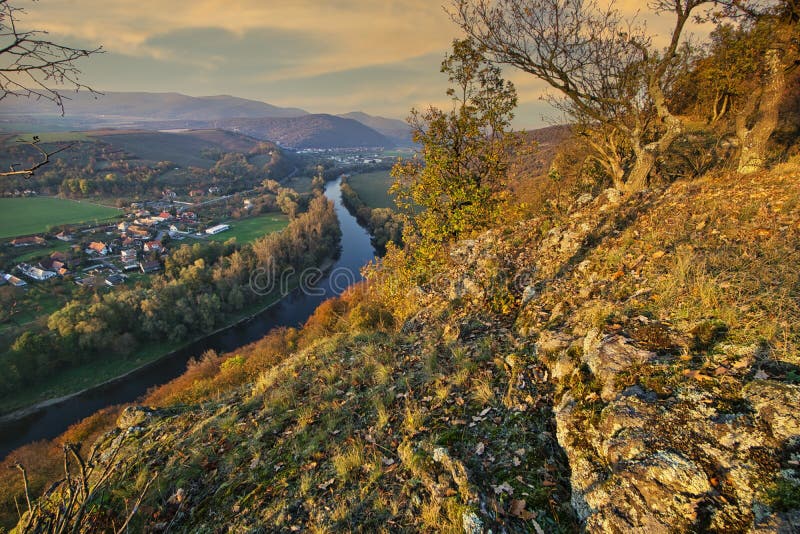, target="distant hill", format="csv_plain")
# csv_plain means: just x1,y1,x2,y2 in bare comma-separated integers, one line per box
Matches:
0,91,308,121
217,114,393,149
83,128,270,168
339,112,412,146
0,91,396,149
